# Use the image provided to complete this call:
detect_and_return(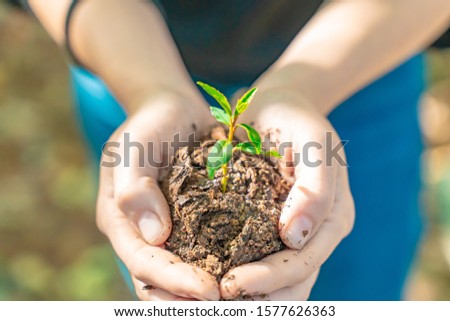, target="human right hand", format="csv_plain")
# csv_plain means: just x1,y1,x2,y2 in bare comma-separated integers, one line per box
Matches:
95,92,219,300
